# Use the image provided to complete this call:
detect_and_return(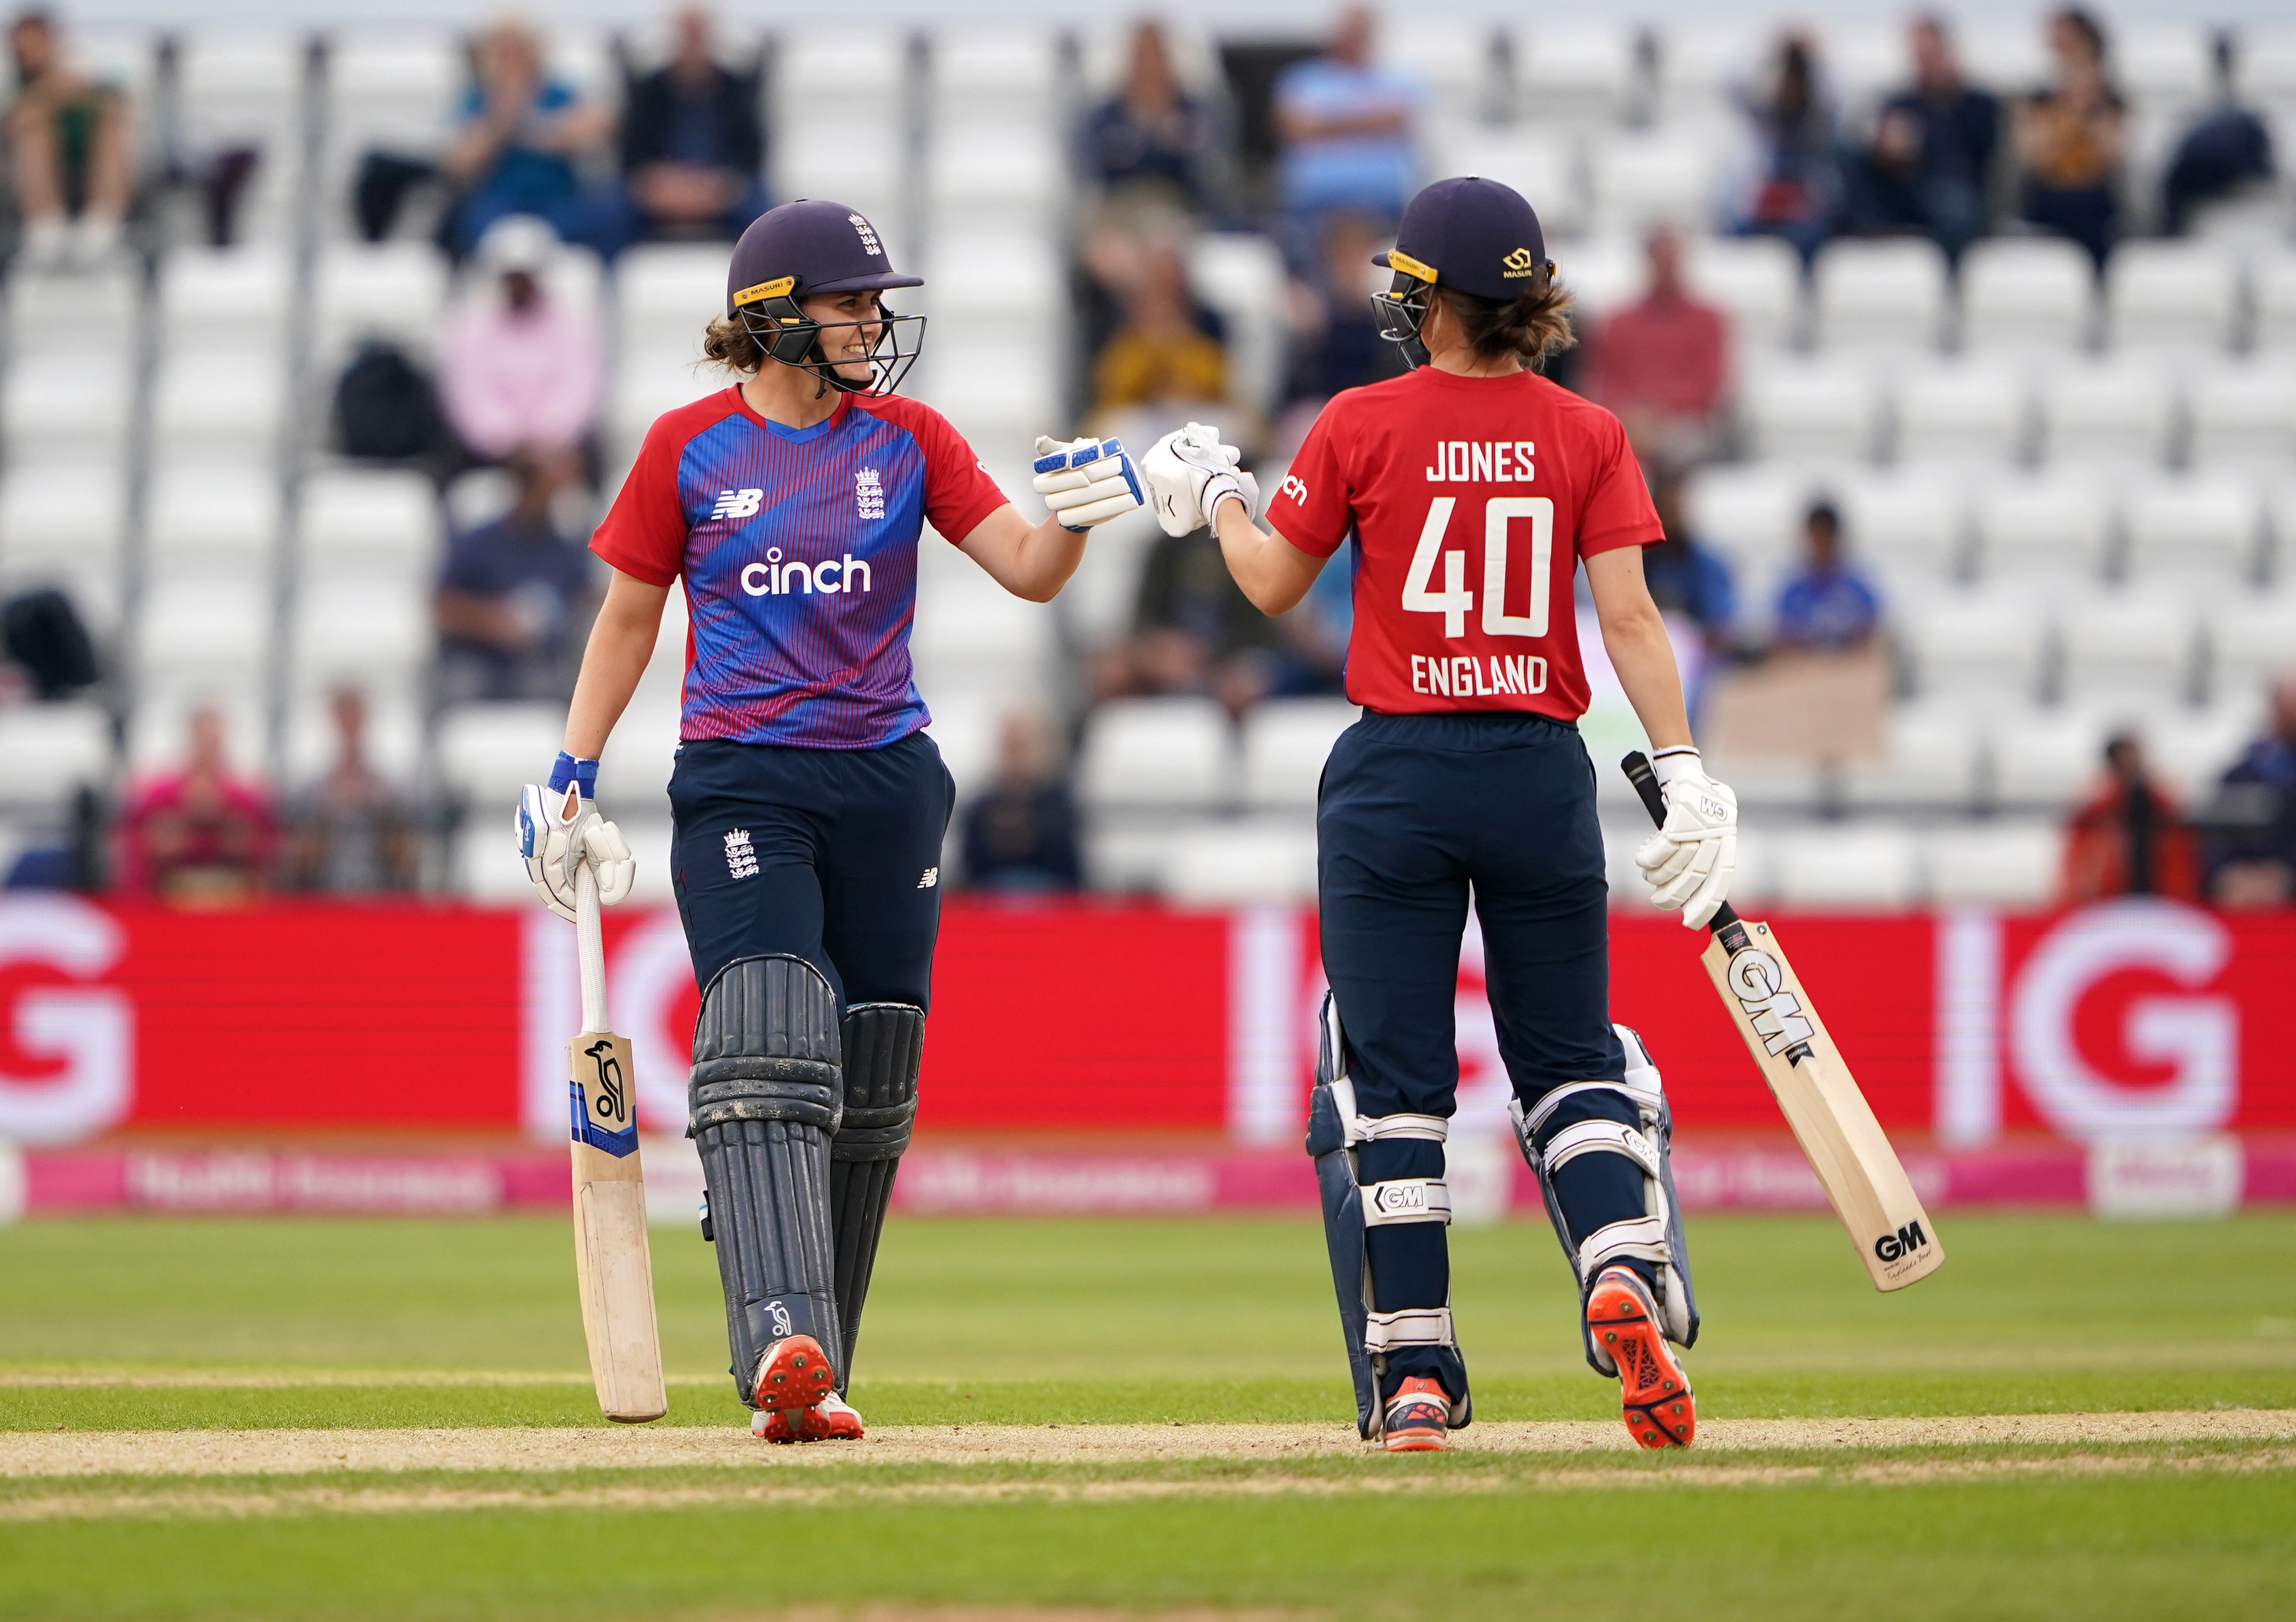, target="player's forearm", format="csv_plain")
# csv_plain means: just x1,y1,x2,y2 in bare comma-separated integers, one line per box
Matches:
563,576,668,759
958,506,1087,603
1214,501,1321,616
1601,601,1693,752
